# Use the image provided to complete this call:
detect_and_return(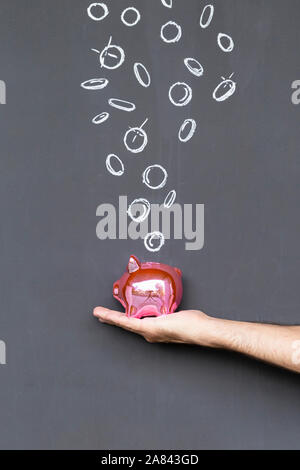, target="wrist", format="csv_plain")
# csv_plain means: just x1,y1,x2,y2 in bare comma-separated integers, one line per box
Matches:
203,317,256,352
194,316,229,348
